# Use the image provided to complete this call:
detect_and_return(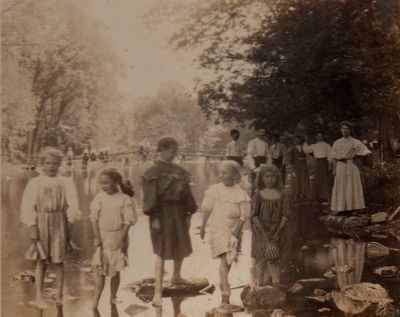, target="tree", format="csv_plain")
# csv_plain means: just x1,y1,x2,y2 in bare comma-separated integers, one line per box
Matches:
2,0,121,161
155,0,400,158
